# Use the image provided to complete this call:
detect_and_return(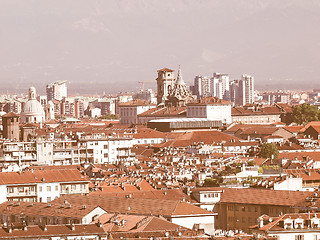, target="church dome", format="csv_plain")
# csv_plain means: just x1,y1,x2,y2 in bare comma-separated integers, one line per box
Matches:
21,87,45,123
22,99,45,116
